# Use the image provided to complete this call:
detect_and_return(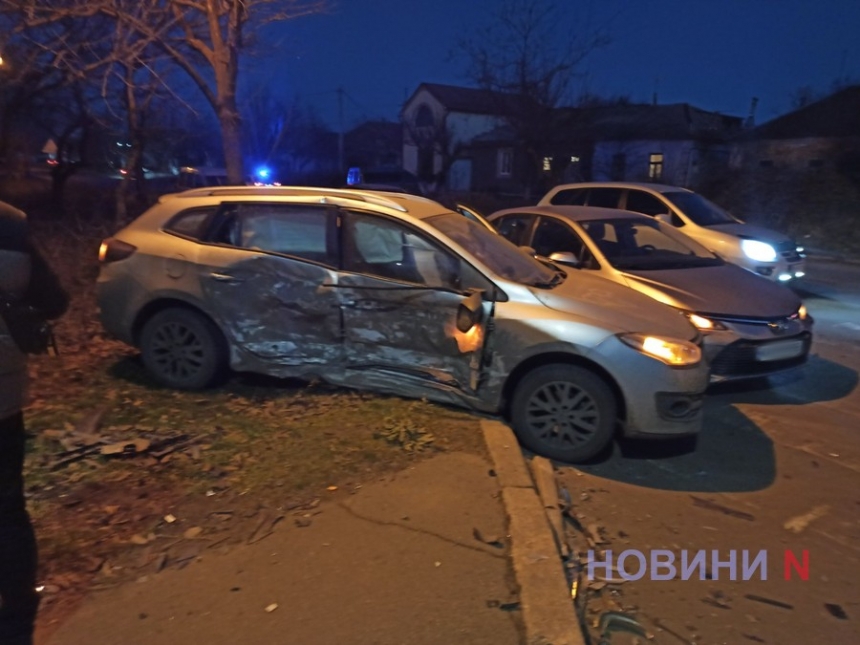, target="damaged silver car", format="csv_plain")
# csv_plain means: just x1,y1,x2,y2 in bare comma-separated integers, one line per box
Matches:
97,187,709,462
